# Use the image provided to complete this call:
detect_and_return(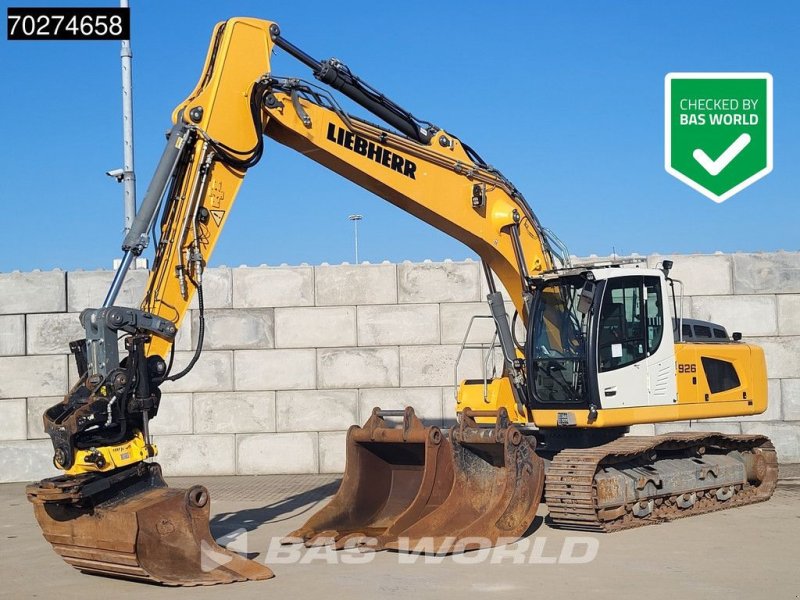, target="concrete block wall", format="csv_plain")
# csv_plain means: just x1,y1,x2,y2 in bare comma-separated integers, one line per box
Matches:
1,252,798,482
